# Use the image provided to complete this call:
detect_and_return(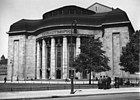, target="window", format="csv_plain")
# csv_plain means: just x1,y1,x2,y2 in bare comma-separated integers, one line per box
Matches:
56,46,62,68
69,44,75,68
47,47,50,68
